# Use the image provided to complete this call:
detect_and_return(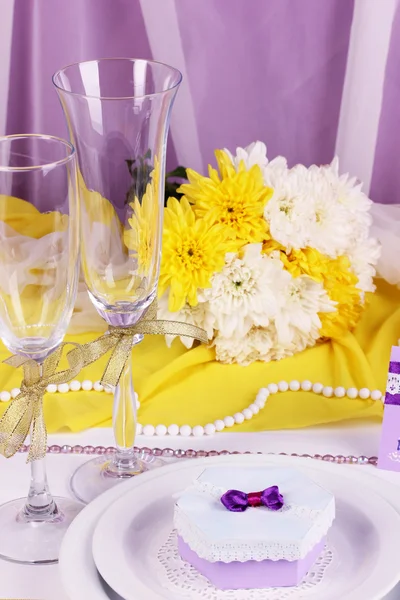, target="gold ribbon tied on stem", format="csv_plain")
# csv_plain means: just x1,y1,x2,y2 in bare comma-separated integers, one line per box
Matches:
81,300,208,388
0,343,84,462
